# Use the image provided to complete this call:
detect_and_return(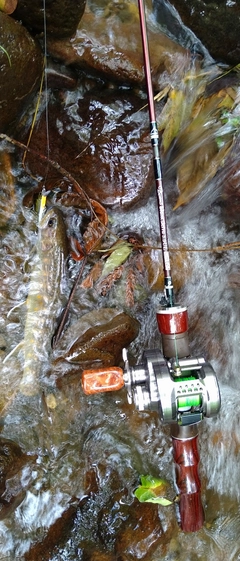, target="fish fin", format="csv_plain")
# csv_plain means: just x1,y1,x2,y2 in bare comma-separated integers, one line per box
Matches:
3,341,24,363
